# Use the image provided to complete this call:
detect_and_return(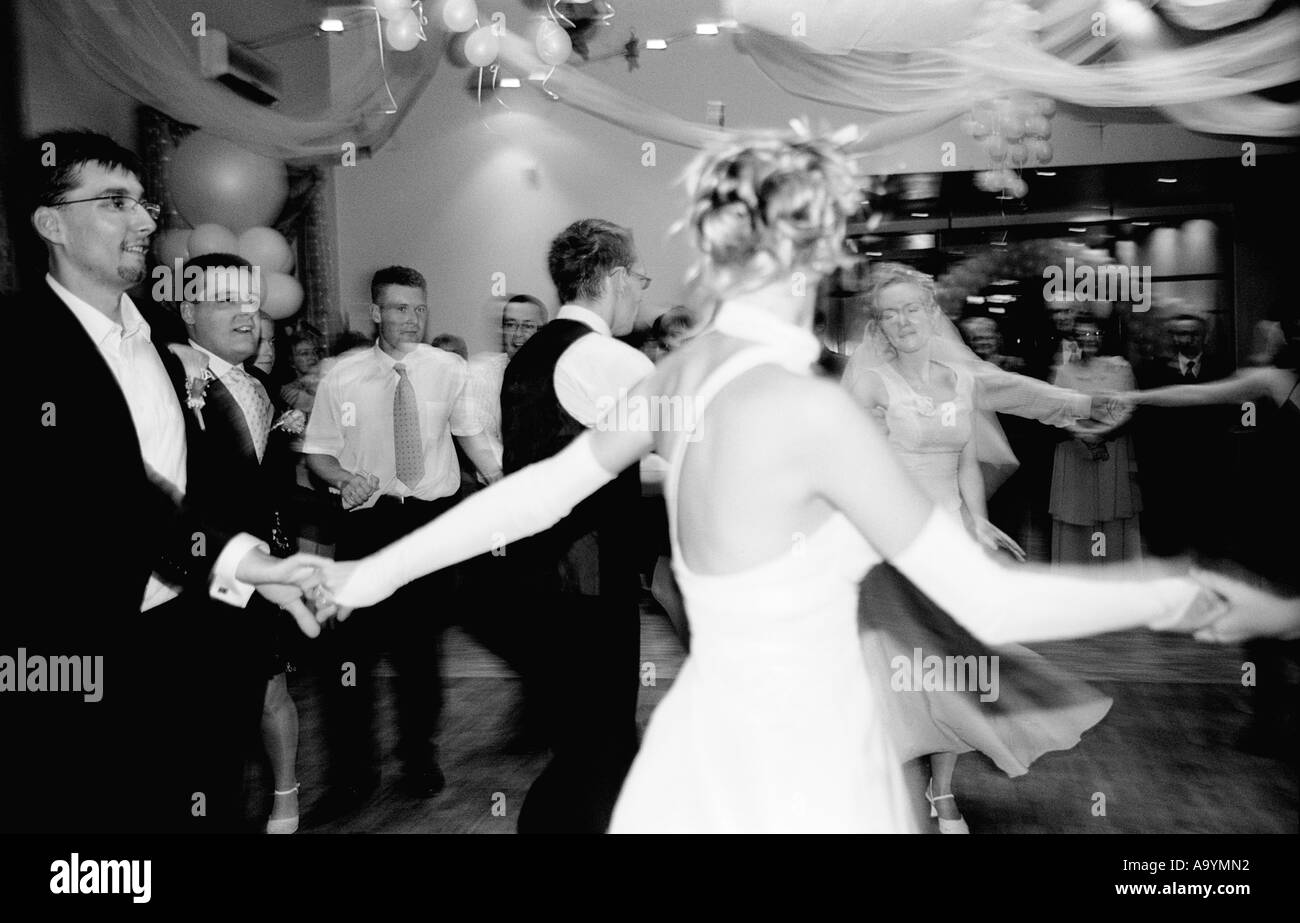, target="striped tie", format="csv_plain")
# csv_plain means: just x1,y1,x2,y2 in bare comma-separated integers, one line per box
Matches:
393,362,424,490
